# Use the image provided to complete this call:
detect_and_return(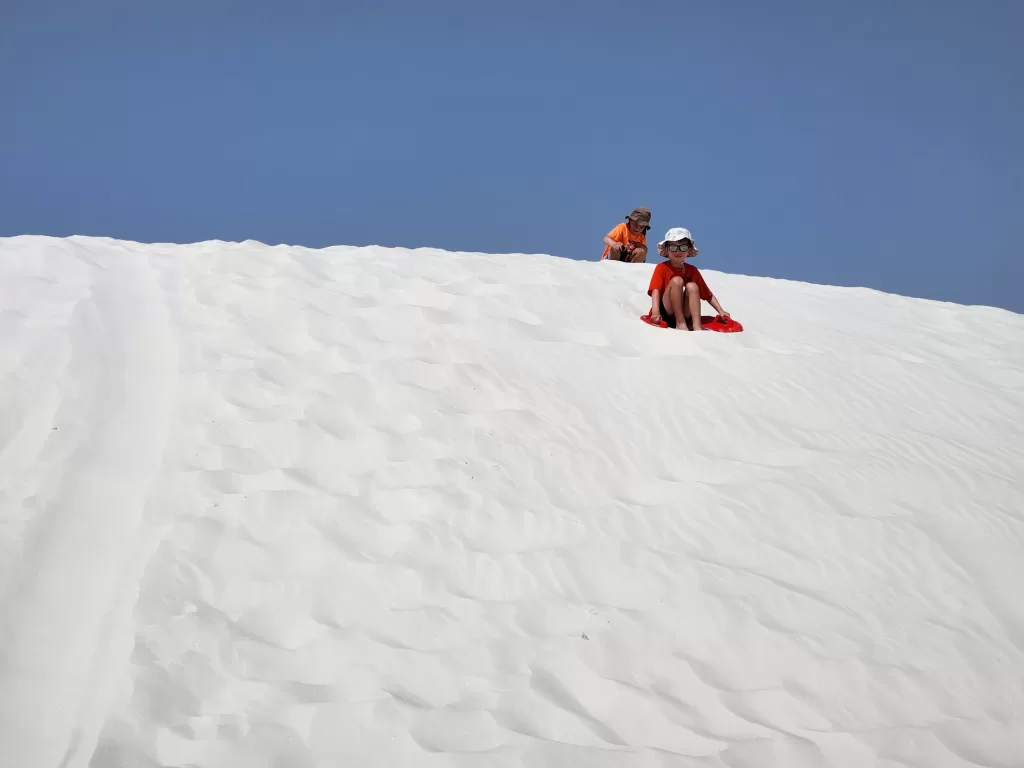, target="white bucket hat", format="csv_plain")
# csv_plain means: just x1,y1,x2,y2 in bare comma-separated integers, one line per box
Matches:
658,227,693,246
